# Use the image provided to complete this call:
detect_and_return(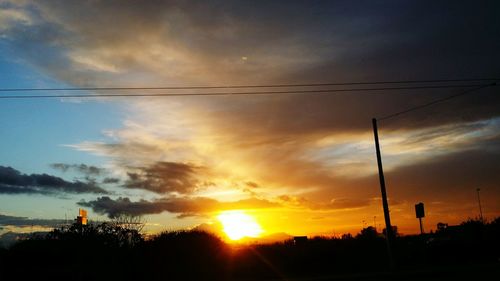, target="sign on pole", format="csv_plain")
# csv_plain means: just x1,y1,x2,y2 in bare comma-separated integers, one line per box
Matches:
415,203,425,234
